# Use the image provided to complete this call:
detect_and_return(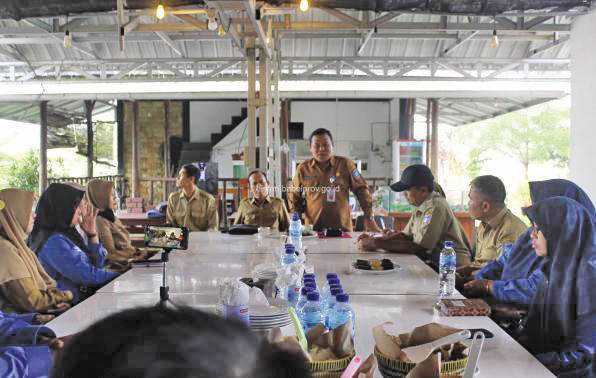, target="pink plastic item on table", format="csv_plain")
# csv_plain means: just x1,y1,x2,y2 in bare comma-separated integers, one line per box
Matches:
340,355,362,378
